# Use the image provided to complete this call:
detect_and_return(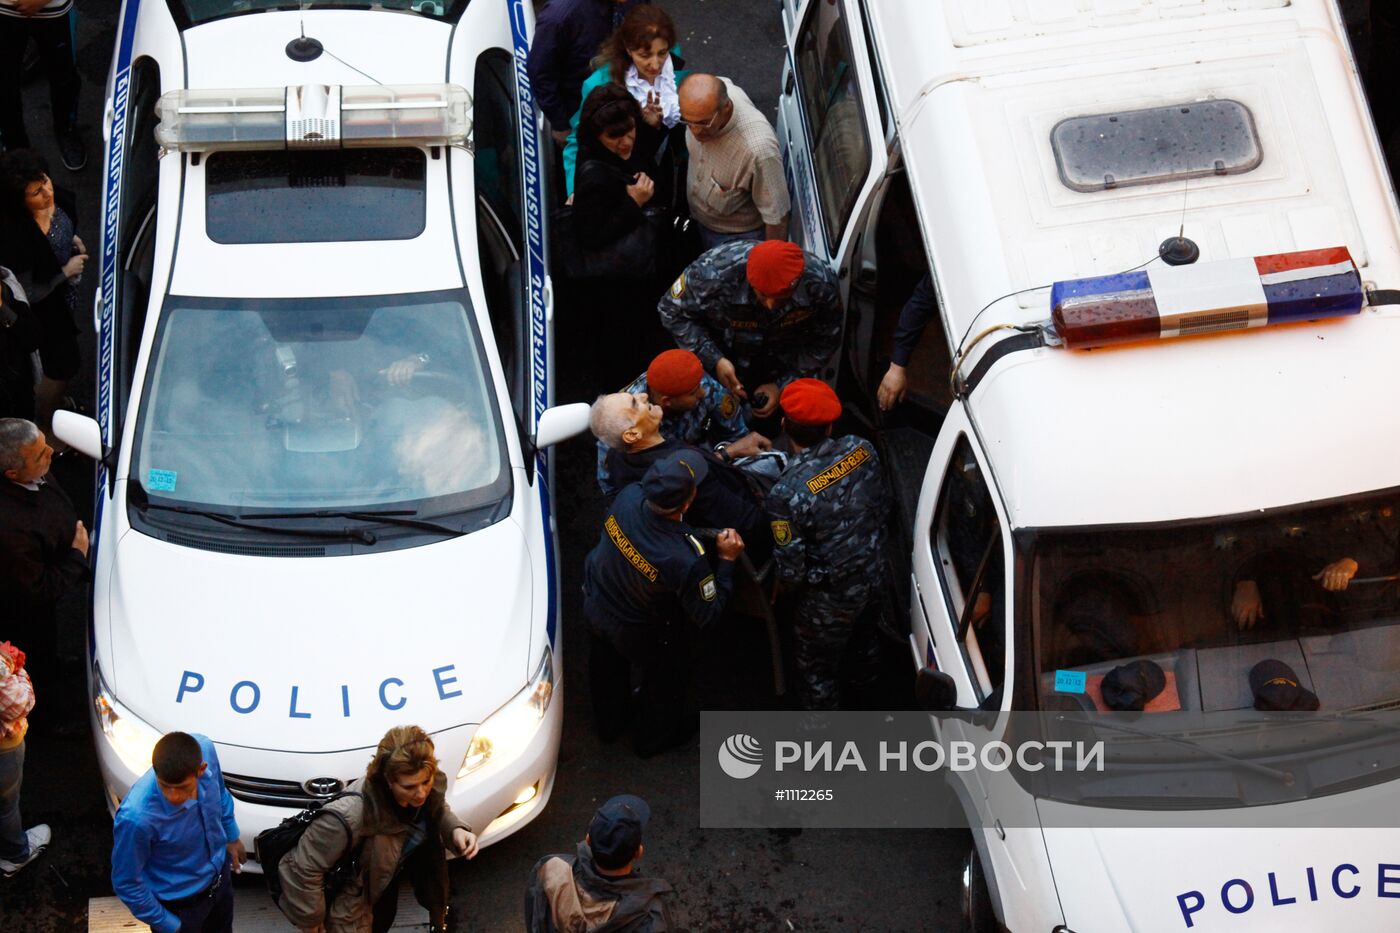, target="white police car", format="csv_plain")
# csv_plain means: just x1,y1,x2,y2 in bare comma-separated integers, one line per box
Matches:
52,0,586,858
779,0,1400,930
